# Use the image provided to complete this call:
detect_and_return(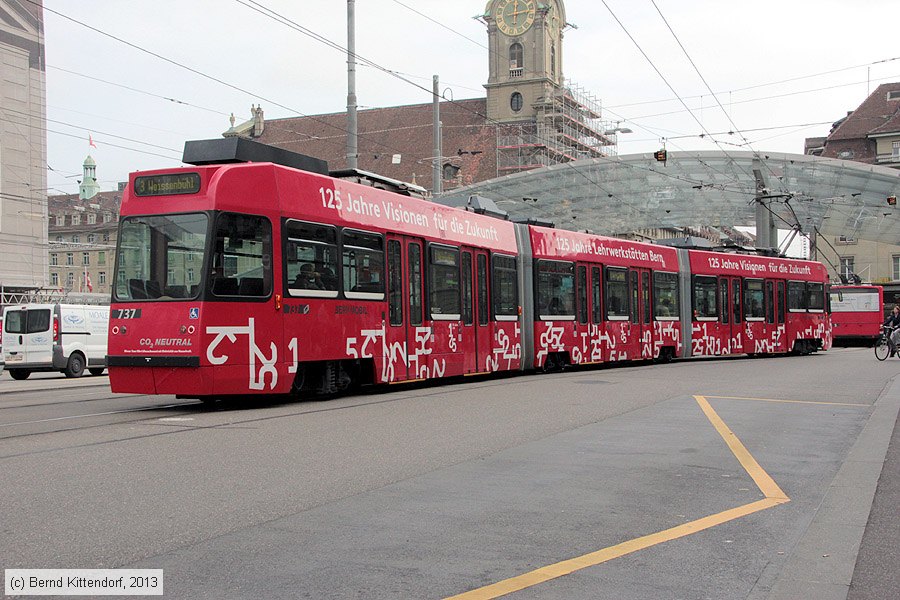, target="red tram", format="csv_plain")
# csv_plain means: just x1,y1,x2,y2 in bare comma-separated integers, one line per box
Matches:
107,139,831,399
829,284,883,345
